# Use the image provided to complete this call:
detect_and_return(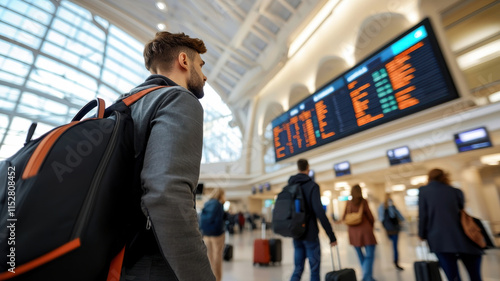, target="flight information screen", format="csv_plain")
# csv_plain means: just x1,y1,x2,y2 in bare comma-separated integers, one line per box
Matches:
272,18,459,161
